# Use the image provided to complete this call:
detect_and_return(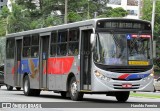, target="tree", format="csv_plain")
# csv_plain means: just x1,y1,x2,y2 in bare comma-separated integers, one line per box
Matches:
0,0,128,35
0,6,10,36
98,7,128,18
142,0,160,48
